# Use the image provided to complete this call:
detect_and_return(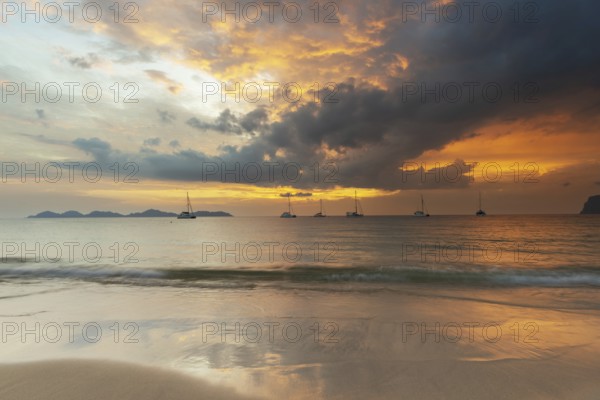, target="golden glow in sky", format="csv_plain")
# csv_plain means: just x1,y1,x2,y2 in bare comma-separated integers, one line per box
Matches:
0,0,598,216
